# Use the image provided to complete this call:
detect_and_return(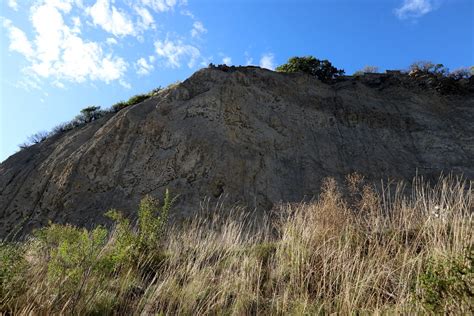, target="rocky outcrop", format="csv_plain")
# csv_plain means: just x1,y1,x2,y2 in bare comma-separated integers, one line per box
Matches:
1,67,473,238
